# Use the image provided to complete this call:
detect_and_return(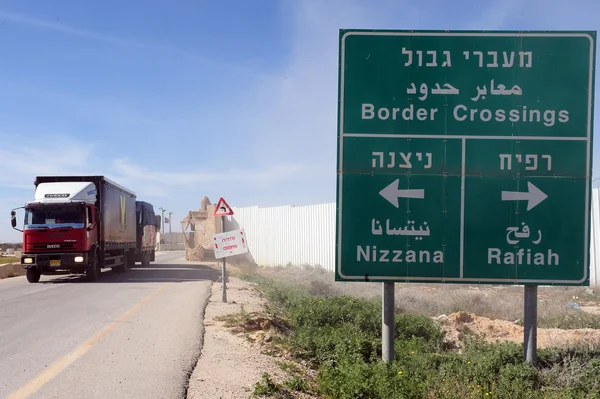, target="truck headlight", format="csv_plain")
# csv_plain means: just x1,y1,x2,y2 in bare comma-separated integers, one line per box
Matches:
24,258,33,264
74,256,84,263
